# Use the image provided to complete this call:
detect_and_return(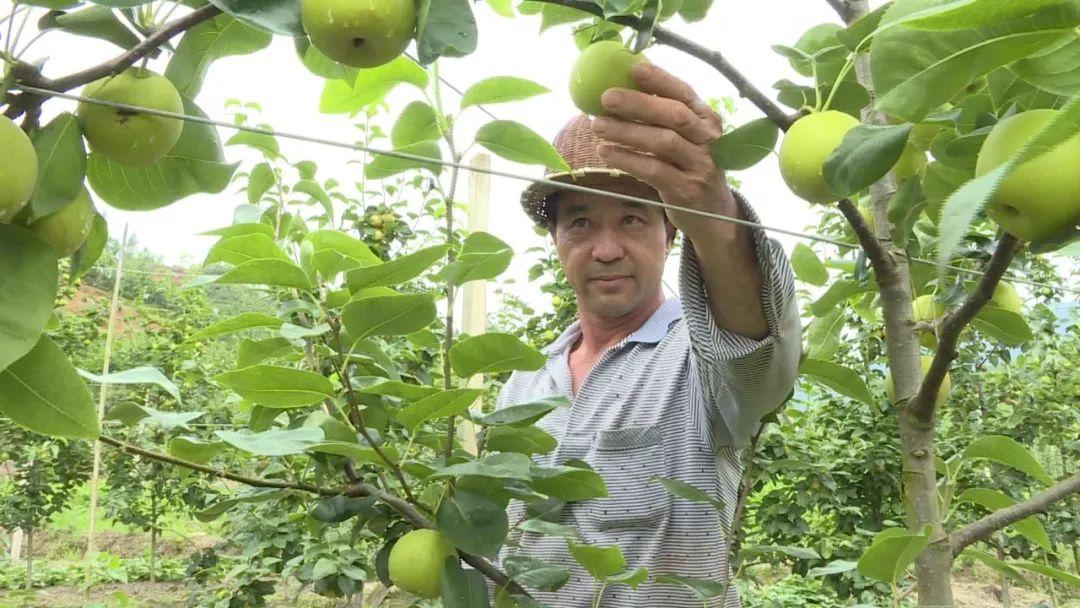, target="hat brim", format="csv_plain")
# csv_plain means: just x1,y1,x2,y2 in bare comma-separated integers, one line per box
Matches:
520,167,645,227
